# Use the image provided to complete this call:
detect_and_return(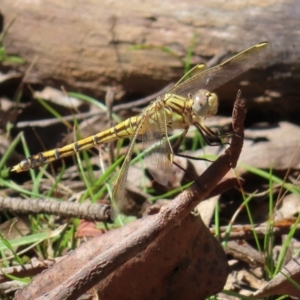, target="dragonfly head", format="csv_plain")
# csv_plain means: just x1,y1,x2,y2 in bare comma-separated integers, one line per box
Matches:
191,89,218,118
